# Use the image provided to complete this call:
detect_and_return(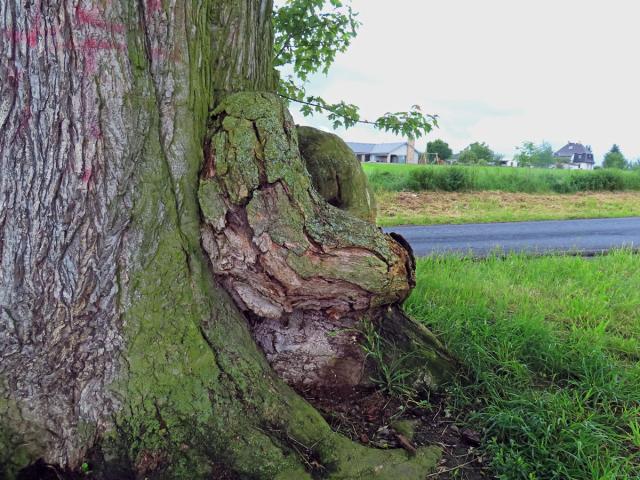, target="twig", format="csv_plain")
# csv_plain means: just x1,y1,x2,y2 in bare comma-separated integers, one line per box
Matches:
395,433,417,456
280,94,437,126
278,94,378,126
425,458,477,478
432,403,442,422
